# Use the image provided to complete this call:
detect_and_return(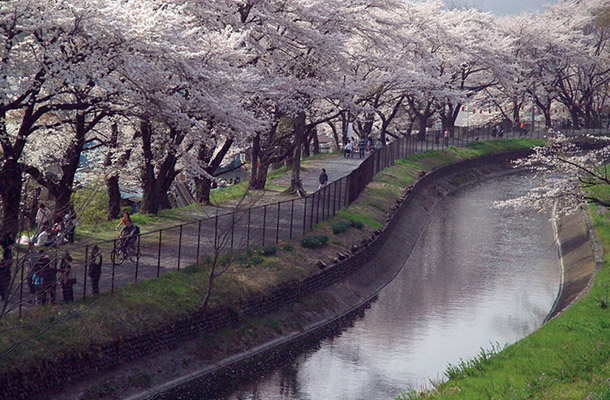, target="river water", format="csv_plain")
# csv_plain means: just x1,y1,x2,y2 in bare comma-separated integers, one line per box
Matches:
197,172,560,400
